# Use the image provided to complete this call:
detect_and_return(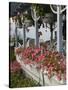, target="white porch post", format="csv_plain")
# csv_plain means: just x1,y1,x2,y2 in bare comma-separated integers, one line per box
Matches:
57,6,63,52
50,5,66,52
15,23,18,47
35,19,39,47
23,24,26,48
31,8,40,48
